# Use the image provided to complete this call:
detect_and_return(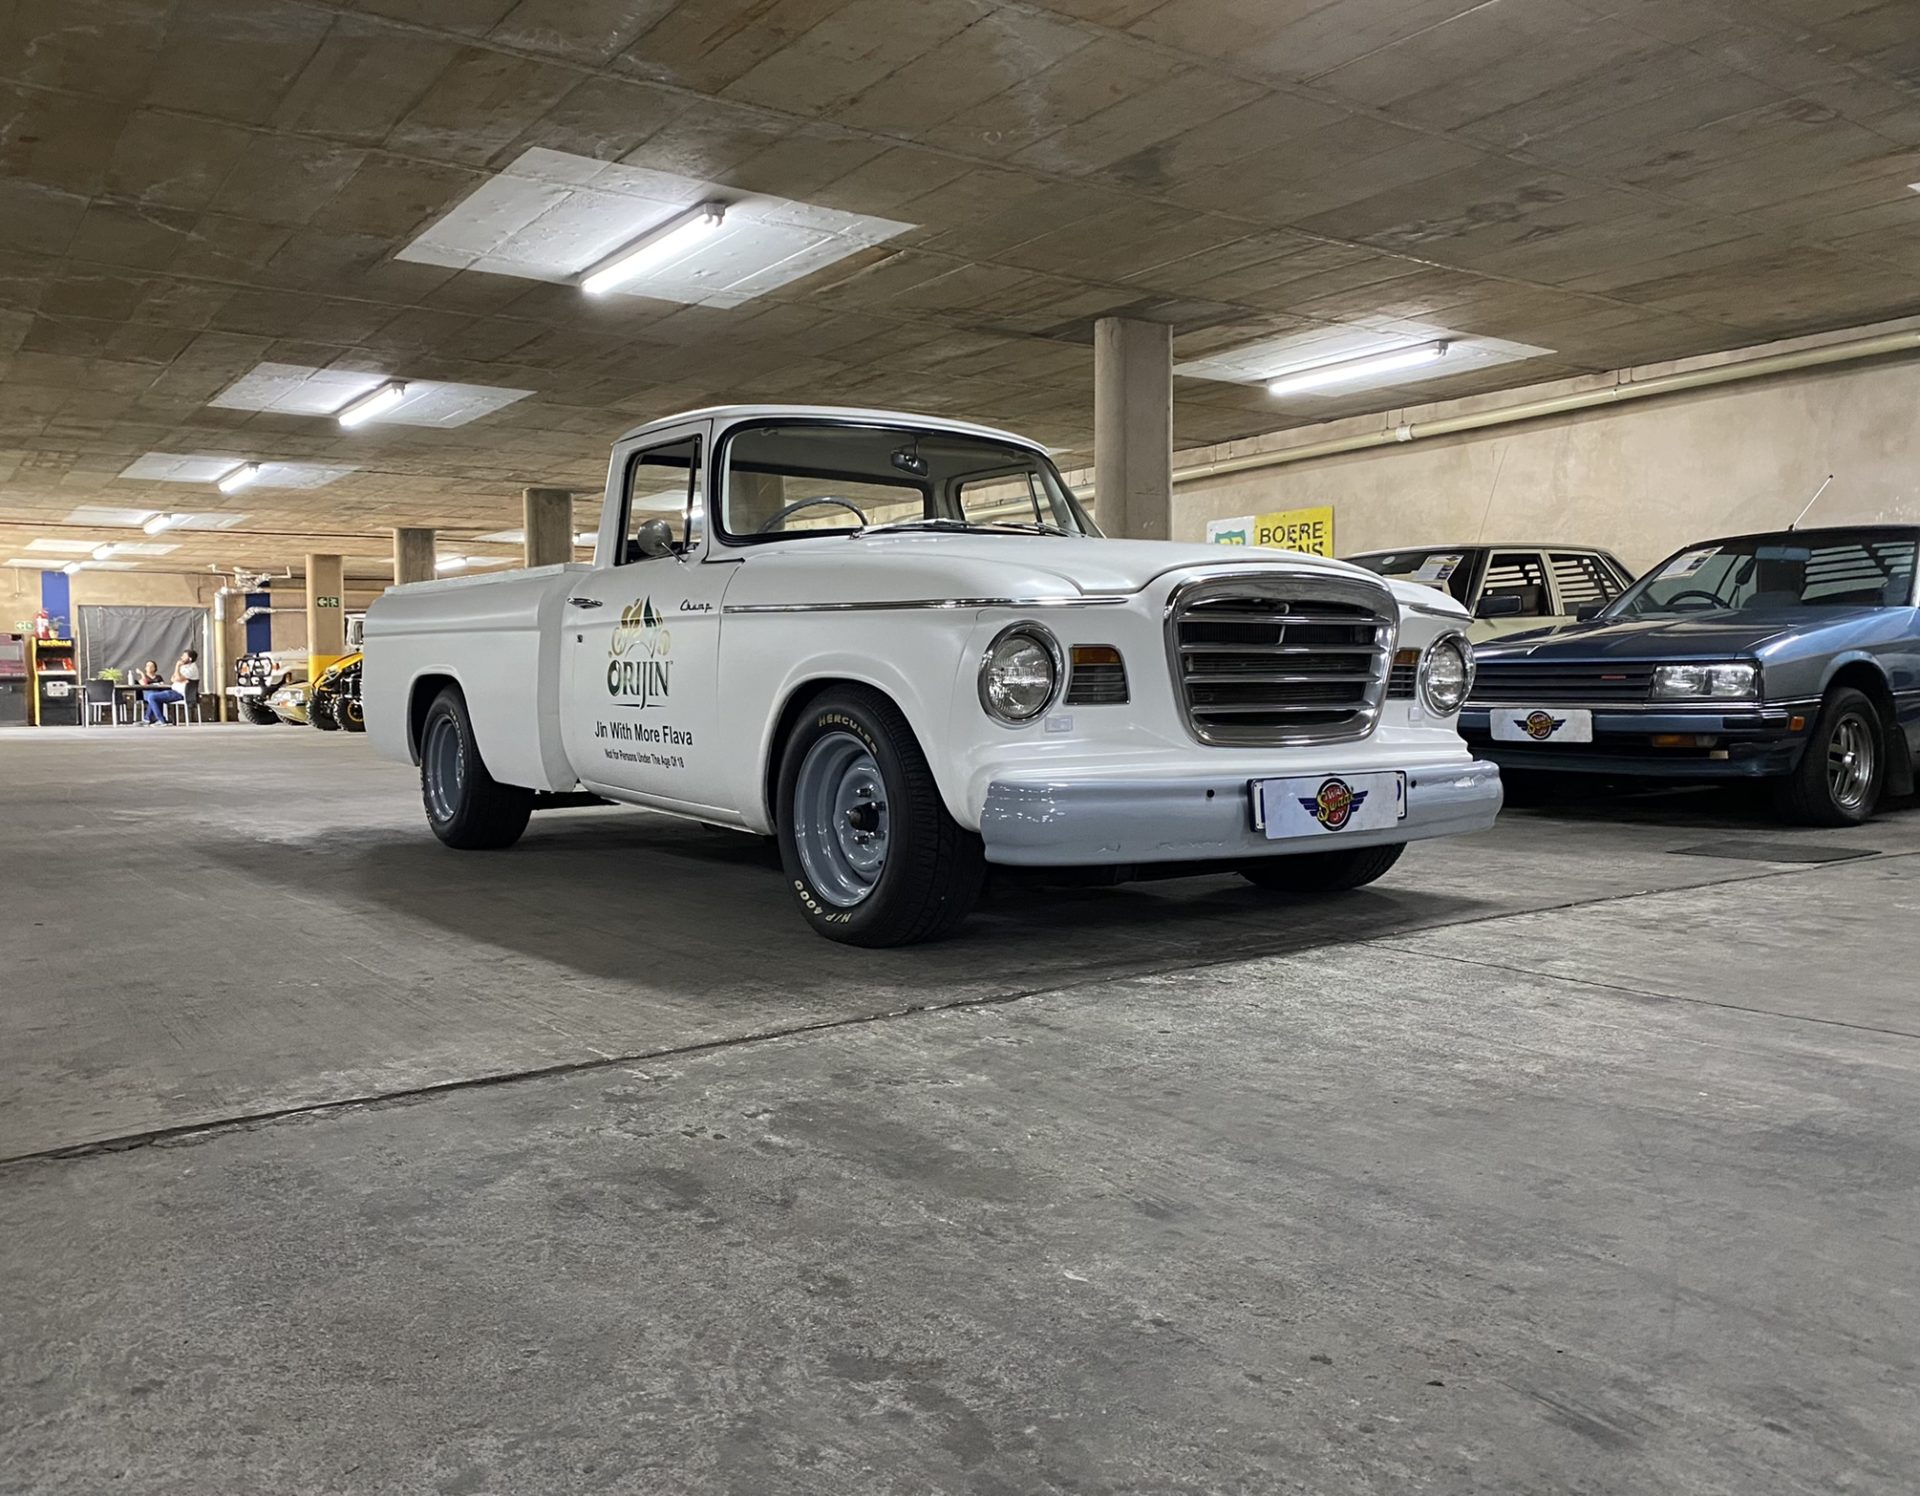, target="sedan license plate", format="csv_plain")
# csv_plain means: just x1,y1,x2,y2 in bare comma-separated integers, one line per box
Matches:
1253,771,1405,839
1491,707,1594,744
